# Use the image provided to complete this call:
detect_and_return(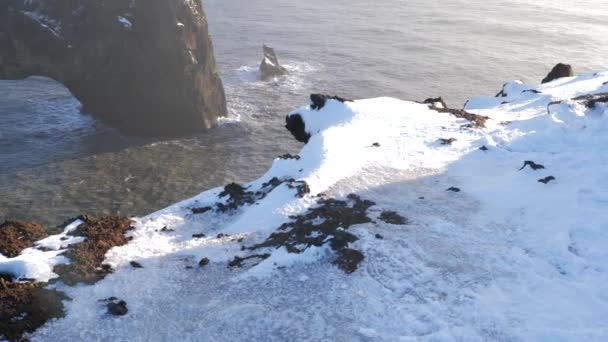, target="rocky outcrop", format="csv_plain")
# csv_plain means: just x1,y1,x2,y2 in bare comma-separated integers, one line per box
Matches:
0,0,227,136
286,94,353,143
541,63,574,84
259,45,287,80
